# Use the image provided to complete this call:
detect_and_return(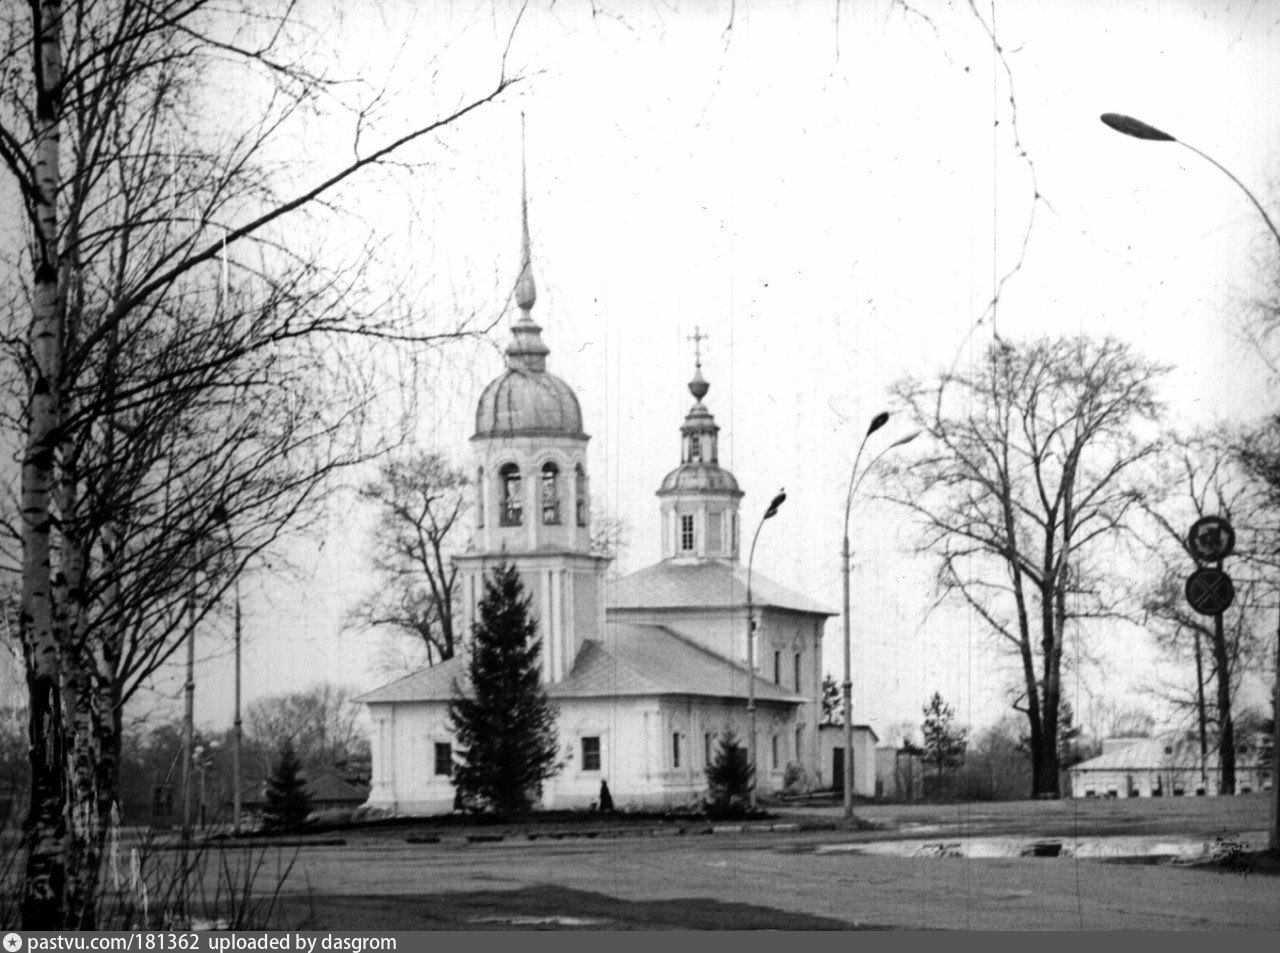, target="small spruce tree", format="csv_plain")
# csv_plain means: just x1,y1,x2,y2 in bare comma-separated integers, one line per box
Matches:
448,561,560,814
263,738,311,831
705,728,754,818
921,692,968,798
